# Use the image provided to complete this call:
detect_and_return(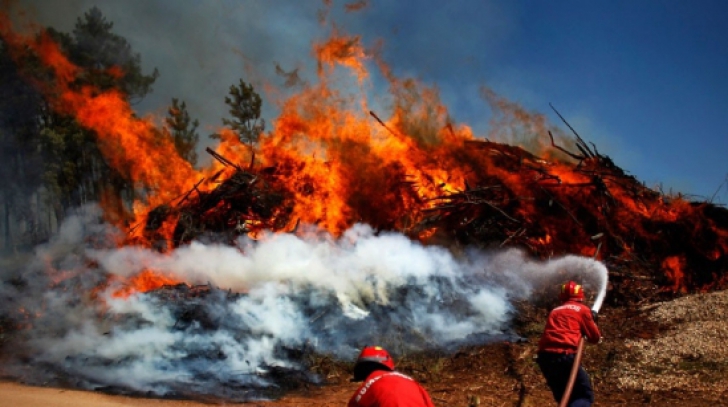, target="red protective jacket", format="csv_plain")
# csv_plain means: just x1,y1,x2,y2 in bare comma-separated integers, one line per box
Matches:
538,300,601,354
348,370,436,407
